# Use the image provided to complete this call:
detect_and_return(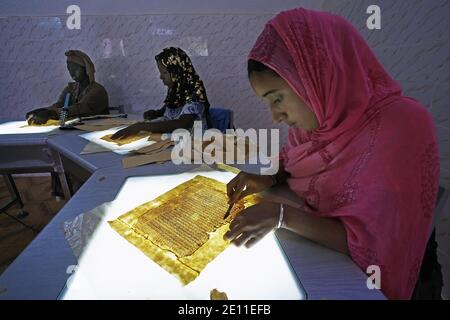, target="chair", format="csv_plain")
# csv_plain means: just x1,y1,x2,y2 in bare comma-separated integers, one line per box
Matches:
432,186,448,233
207,107,234,133
0,174,35,231
412,185,448,299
